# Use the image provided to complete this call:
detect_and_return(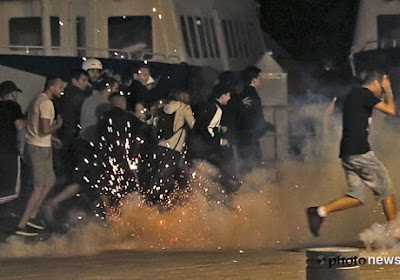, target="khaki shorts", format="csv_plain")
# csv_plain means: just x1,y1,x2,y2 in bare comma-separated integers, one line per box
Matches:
342,151,393,203
25,144,56,187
